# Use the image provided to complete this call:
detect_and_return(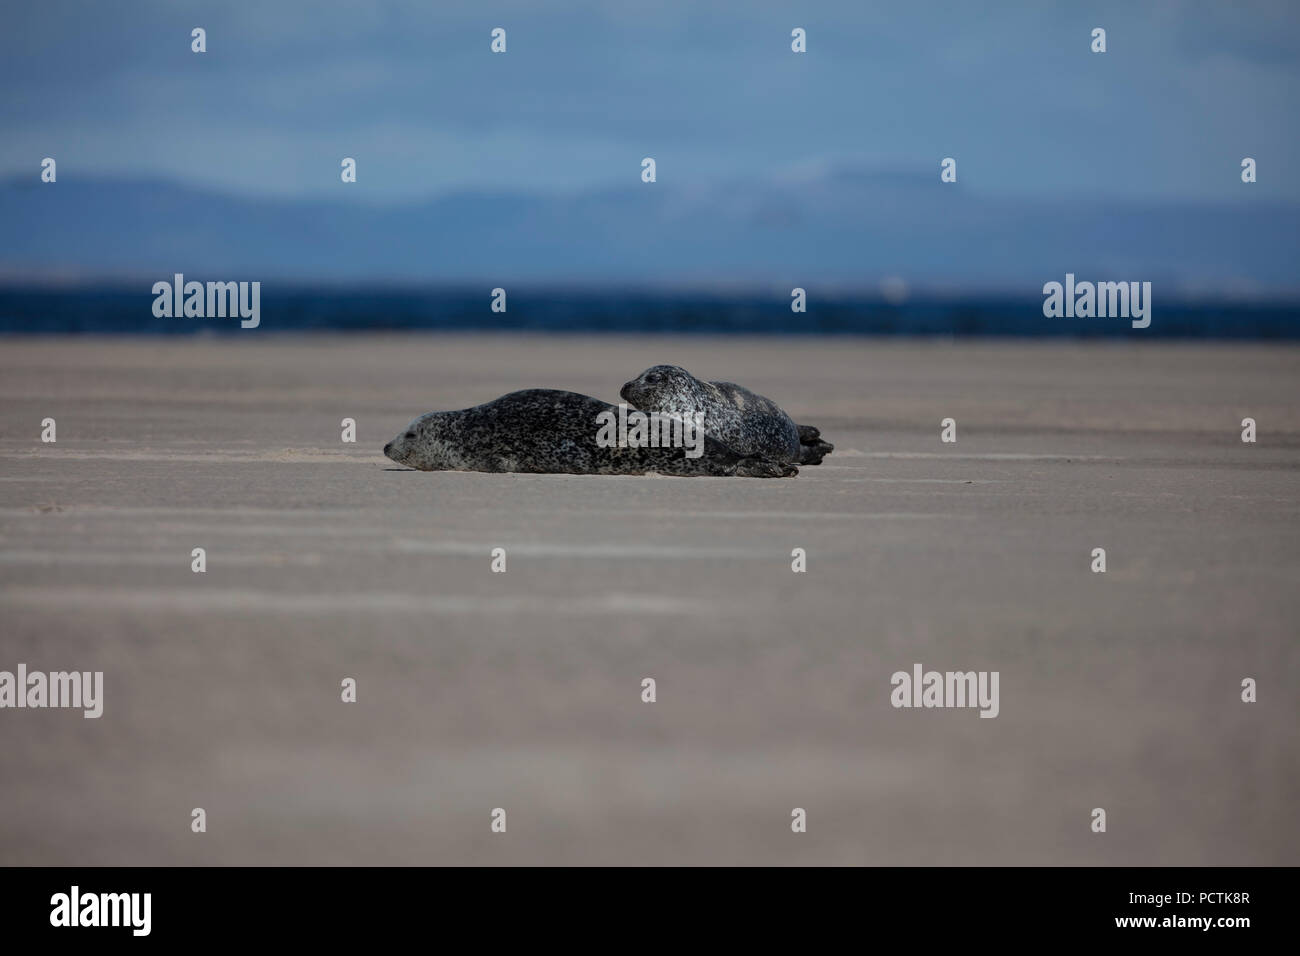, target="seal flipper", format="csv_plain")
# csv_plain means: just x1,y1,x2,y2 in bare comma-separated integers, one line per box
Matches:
651,436,795,478
735,456,798,478
795,423,833,465
799,439,834,465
